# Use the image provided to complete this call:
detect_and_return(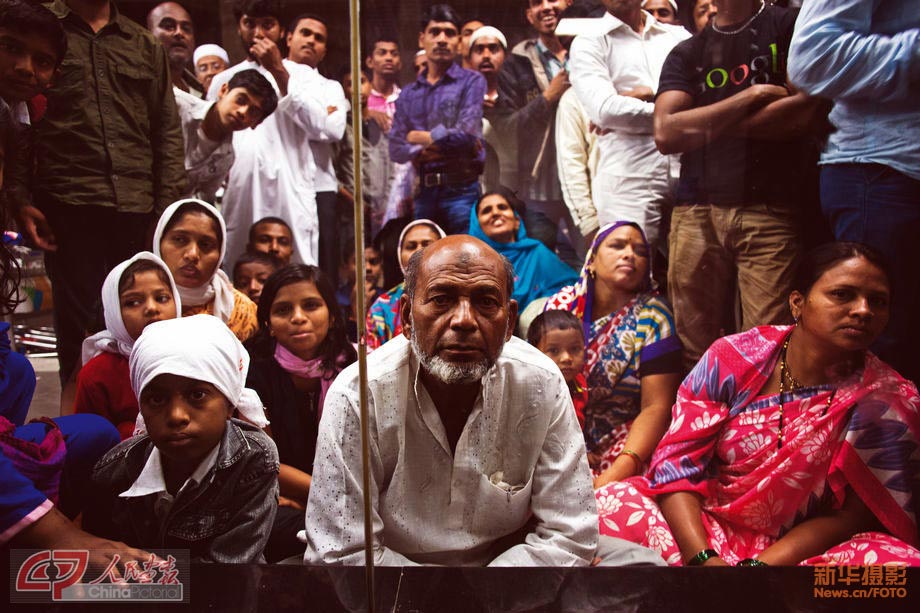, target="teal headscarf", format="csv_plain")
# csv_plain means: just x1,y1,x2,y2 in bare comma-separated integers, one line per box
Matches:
468,200,578,309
